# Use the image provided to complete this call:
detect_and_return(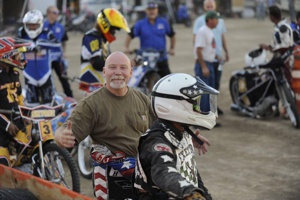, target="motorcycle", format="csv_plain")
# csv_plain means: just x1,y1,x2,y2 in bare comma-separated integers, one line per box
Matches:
229,47,300,128
176,3,192,27
0,104,81,192
60,7,95,33
128,49,162,96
